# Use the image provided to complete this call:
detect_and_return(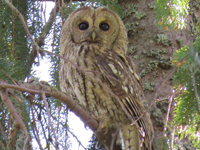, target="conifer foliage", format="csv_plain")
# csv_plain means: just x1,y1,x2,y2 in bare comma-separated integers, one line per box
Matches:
0,0,200,149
